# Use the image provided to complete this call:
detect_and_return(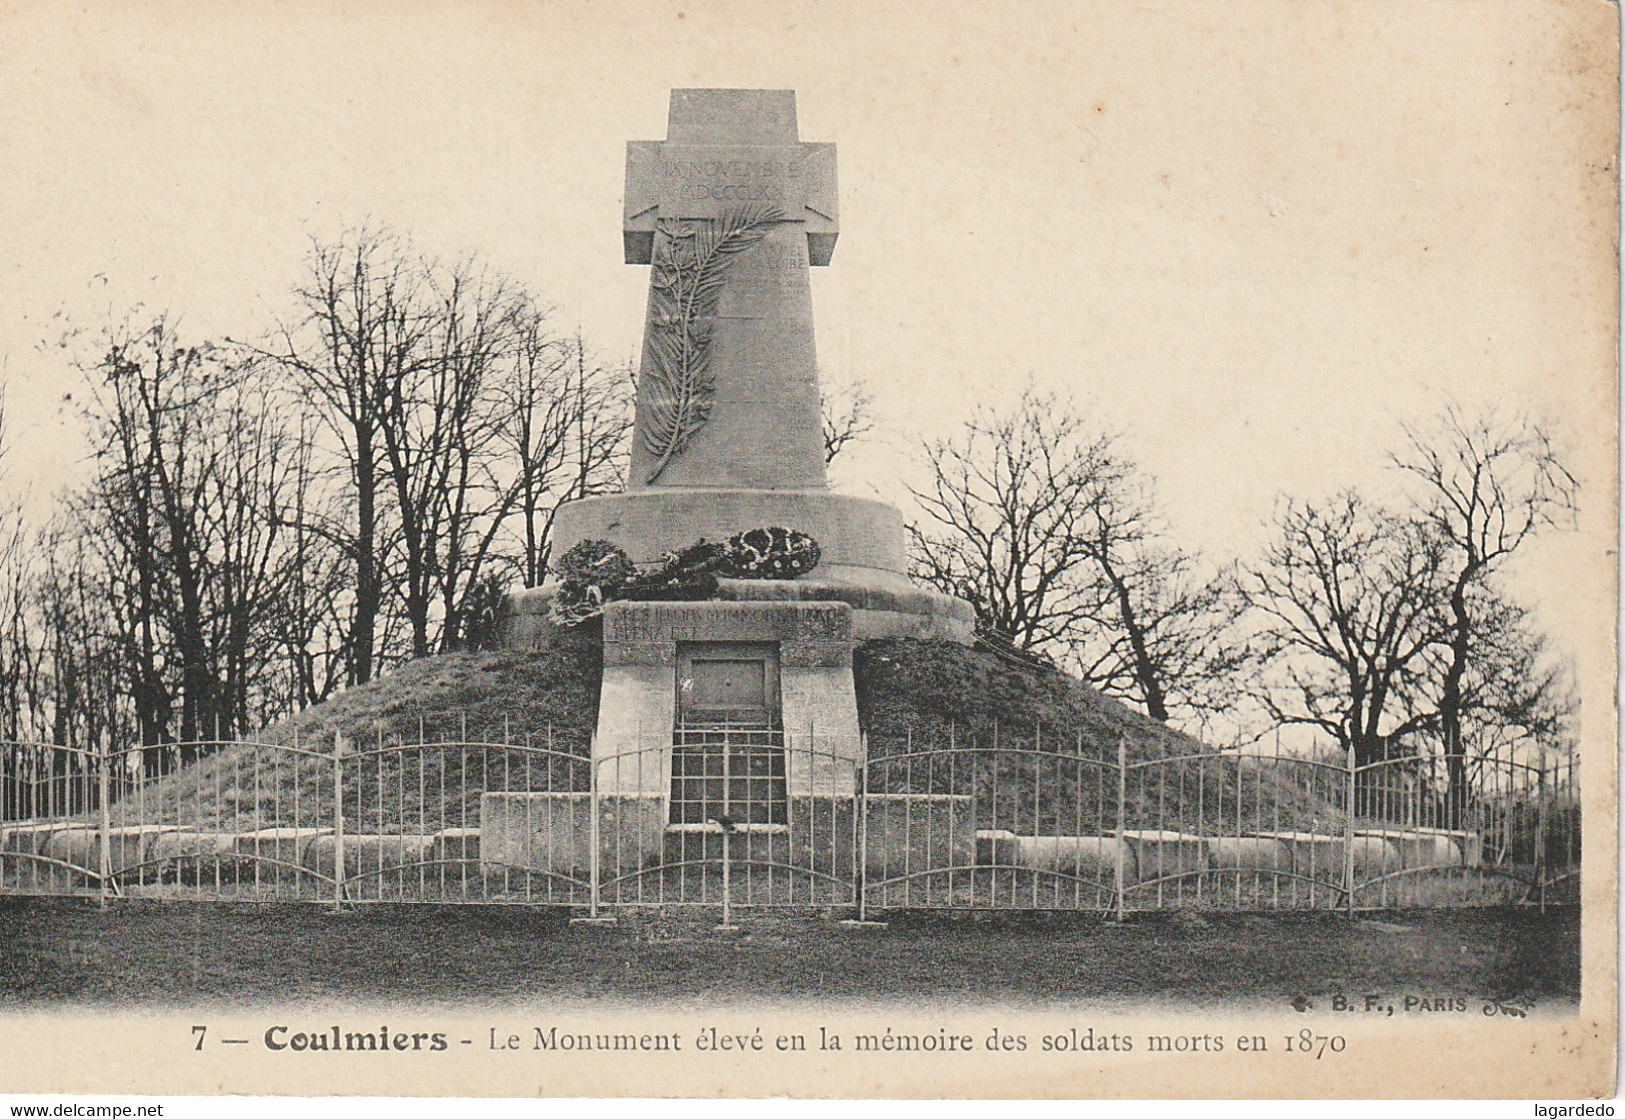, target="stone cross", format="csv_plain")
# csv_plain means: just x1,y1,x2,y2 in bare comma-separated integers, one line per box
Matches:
622,89,837,490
